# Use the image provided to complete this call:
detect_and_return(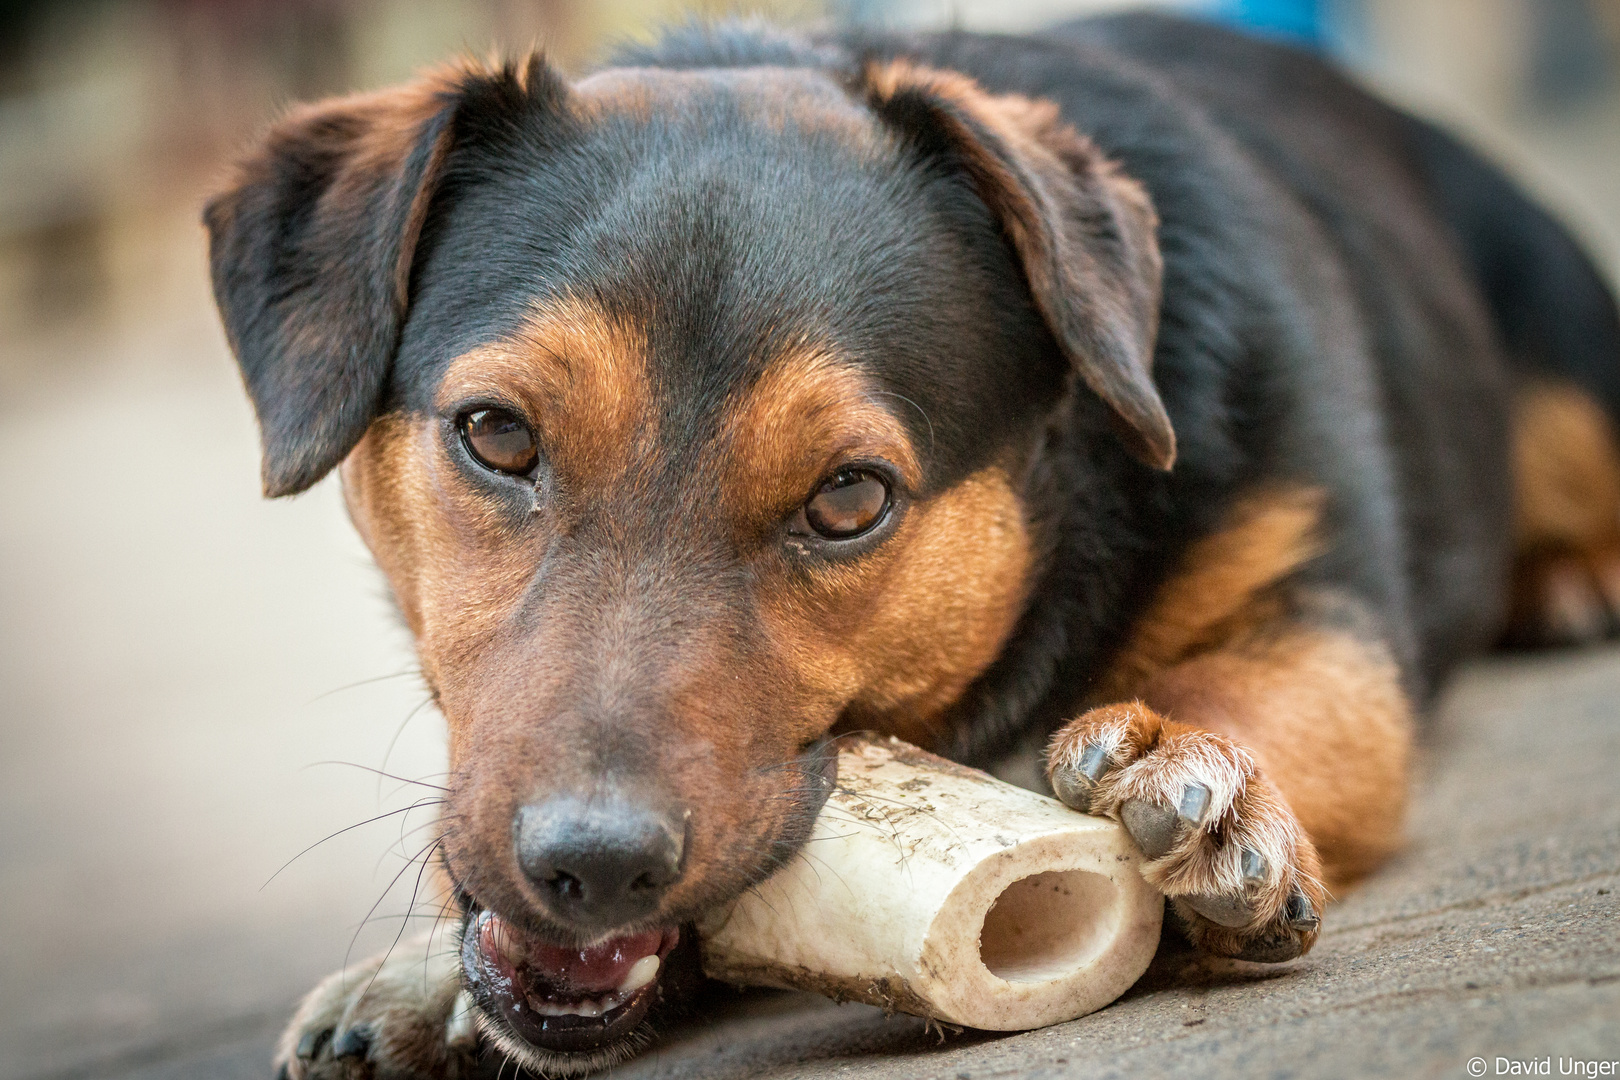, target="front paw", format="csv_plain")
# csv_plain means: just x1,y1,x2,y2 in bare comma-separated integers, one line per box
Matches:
1046,702,1326,963
275,929,478,1080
